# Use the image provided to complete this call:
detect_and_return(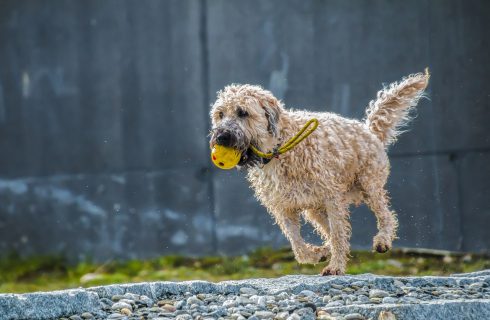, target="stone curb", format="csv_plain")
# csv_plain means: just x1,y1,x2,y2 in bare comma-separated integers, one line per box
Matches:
0,289,99,320
325,299,490,319
1,271,489,320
